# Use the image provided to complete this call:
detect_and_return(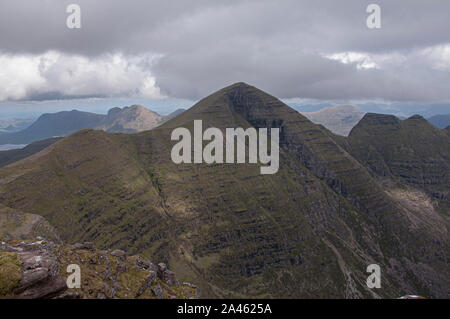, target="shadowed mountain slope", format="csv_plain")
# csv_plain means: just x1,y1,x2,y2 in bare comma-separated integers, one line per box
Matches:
0,83,447,298
344,114,450,211
0,110,104,145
